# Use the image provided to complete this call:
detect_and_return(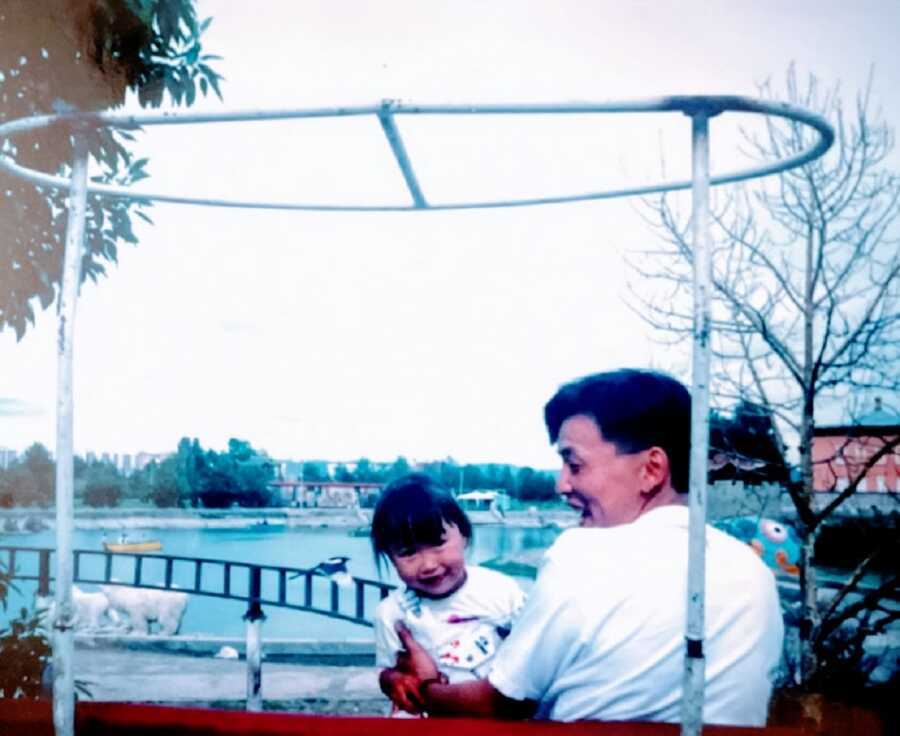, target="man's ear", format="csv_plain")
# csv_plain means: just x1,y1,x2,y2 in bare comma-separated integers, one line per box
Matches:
640,446,670,497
